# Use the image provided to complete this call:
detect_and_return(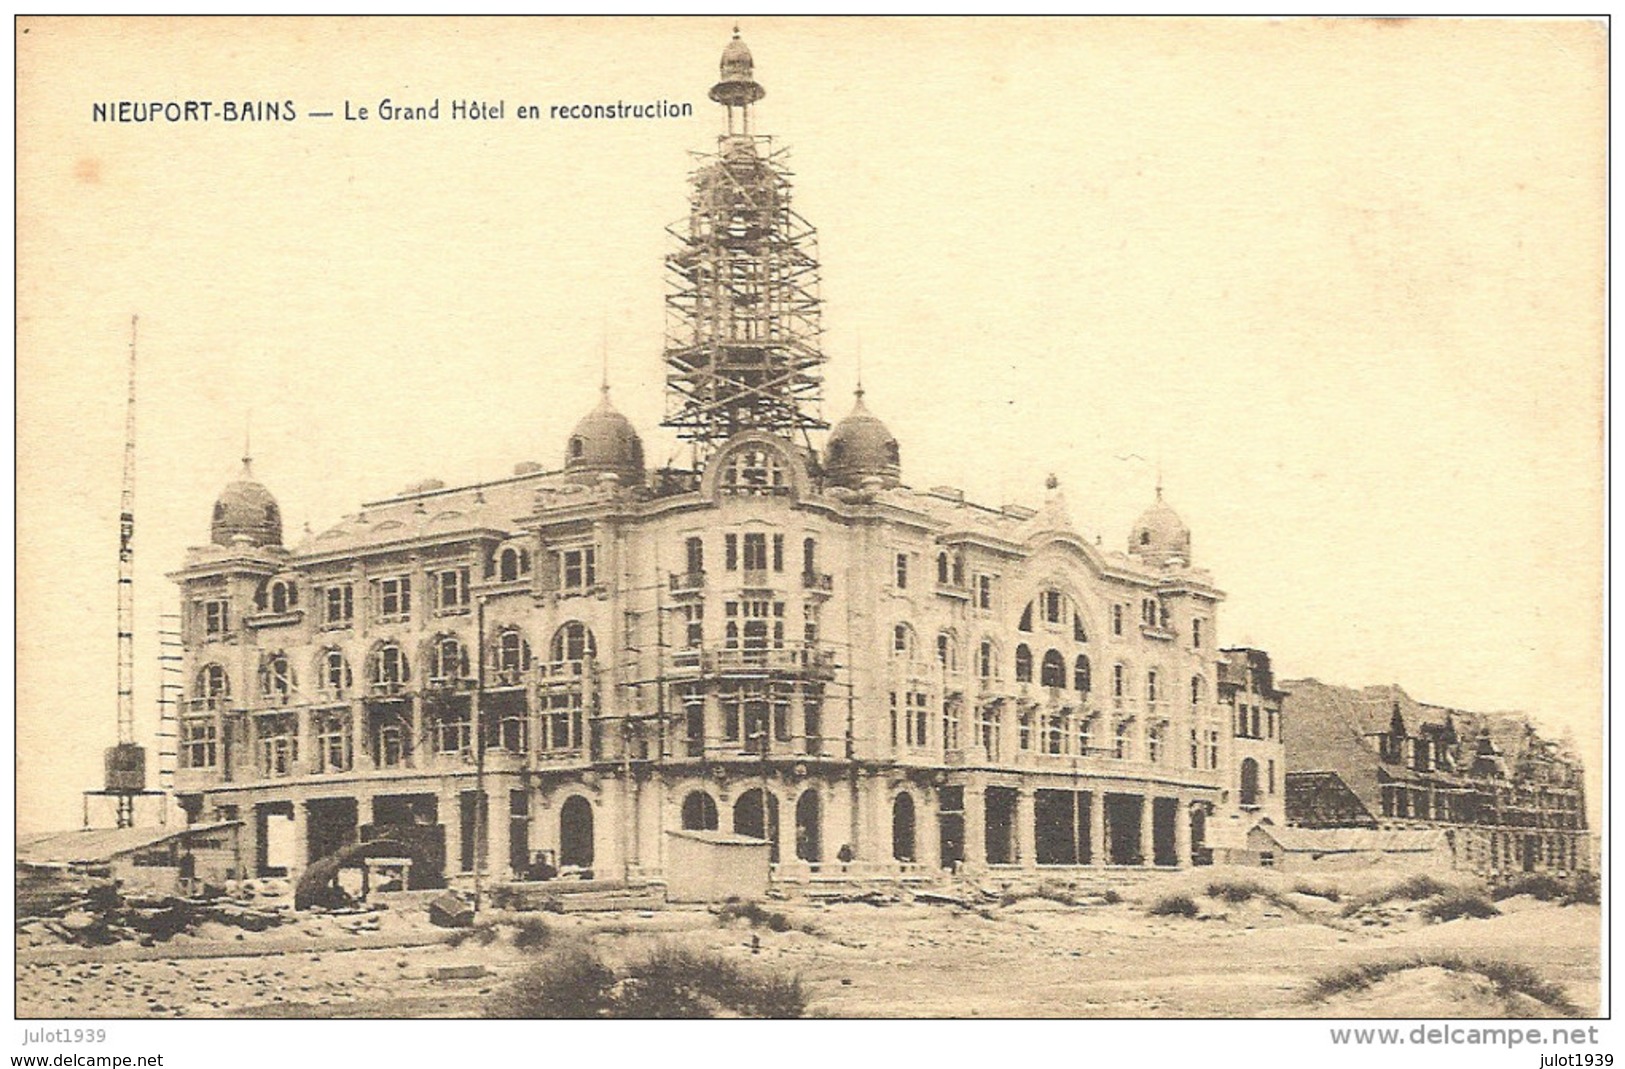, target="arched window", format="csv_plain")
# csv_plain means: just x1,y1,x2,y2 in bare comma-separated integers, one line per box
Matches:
891,623,916,661
1018,603,1034,632
496,545,532,583
495,628,532,682
681,791,719,831
550,622,596,670
569,437,584,459
1073,613,1087,643
795,790,822,863
560,796,594,867
733,789,781,862
428,635,470,685
1074,655,1091,694
195,664,230,710
1240,758,1261,808
373,643,410,688
318,648,351,698
1040,649,1066,688
259,578,297,614
259,652,294,704
892,794,916,862
936,631,958,671
1014,644,1033,683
